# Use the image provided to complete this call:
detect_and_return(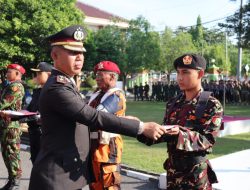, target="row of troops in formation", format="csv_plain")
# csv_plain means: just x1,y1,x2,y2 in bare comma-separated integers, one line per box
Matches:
133,78,250,104
203,79,250,104
133,81,180,102
0,25,223,190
